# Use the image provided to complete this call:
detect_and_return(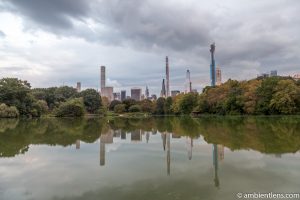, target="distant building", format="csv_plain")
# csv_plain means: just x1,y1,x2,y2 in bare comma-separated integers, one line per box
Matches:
270,70,277,77
161,79,166,97
101,87,113,102
76,82,81,92
151,94,157,100
141,94,145,100
101,66,106,89
293,74,300,81
185,70,192,93
192,89,198,93
121,90,126,101
145,86,149,99
210,43,216,87
113,92,121,100
216,67,222,86
131,130,141,141
171,90,180,97
131,88,142,101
